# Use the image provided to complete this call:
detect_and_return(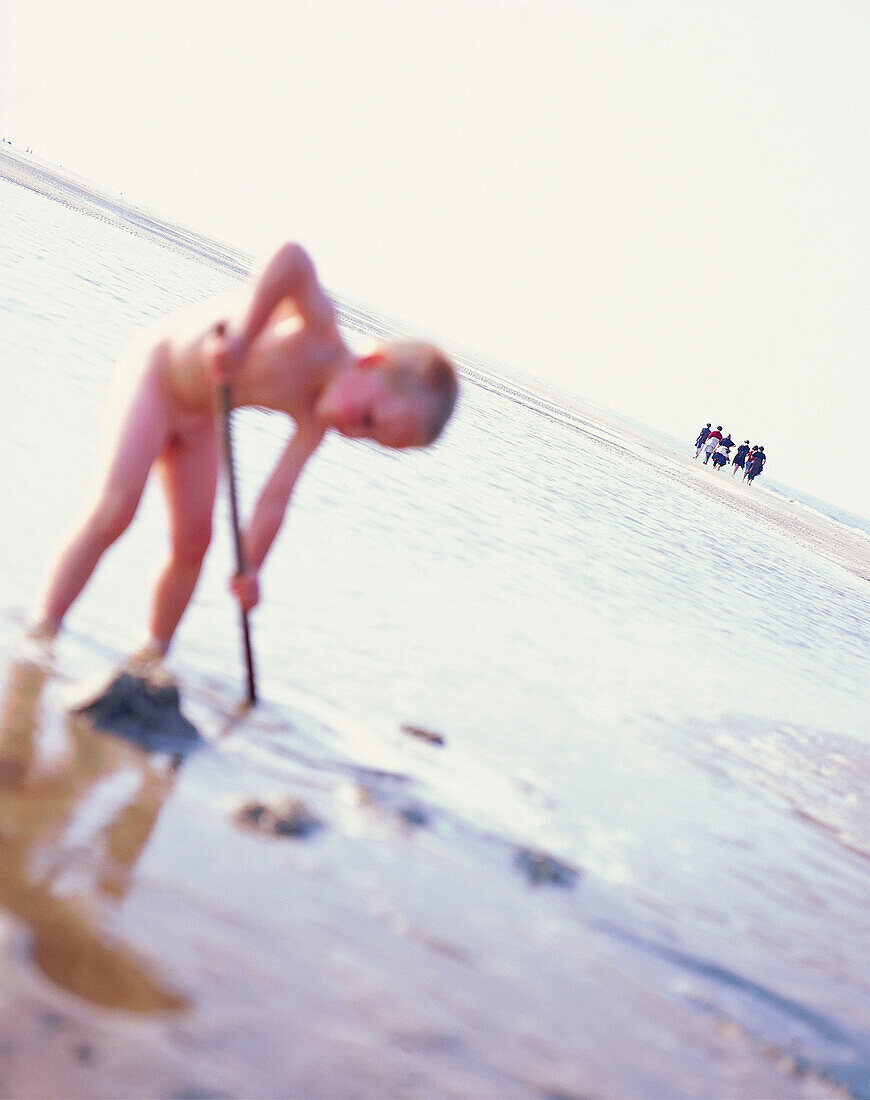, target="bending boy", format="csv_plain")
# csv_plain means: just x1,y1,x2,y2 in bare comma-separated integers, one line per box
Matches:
30,243,458,662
